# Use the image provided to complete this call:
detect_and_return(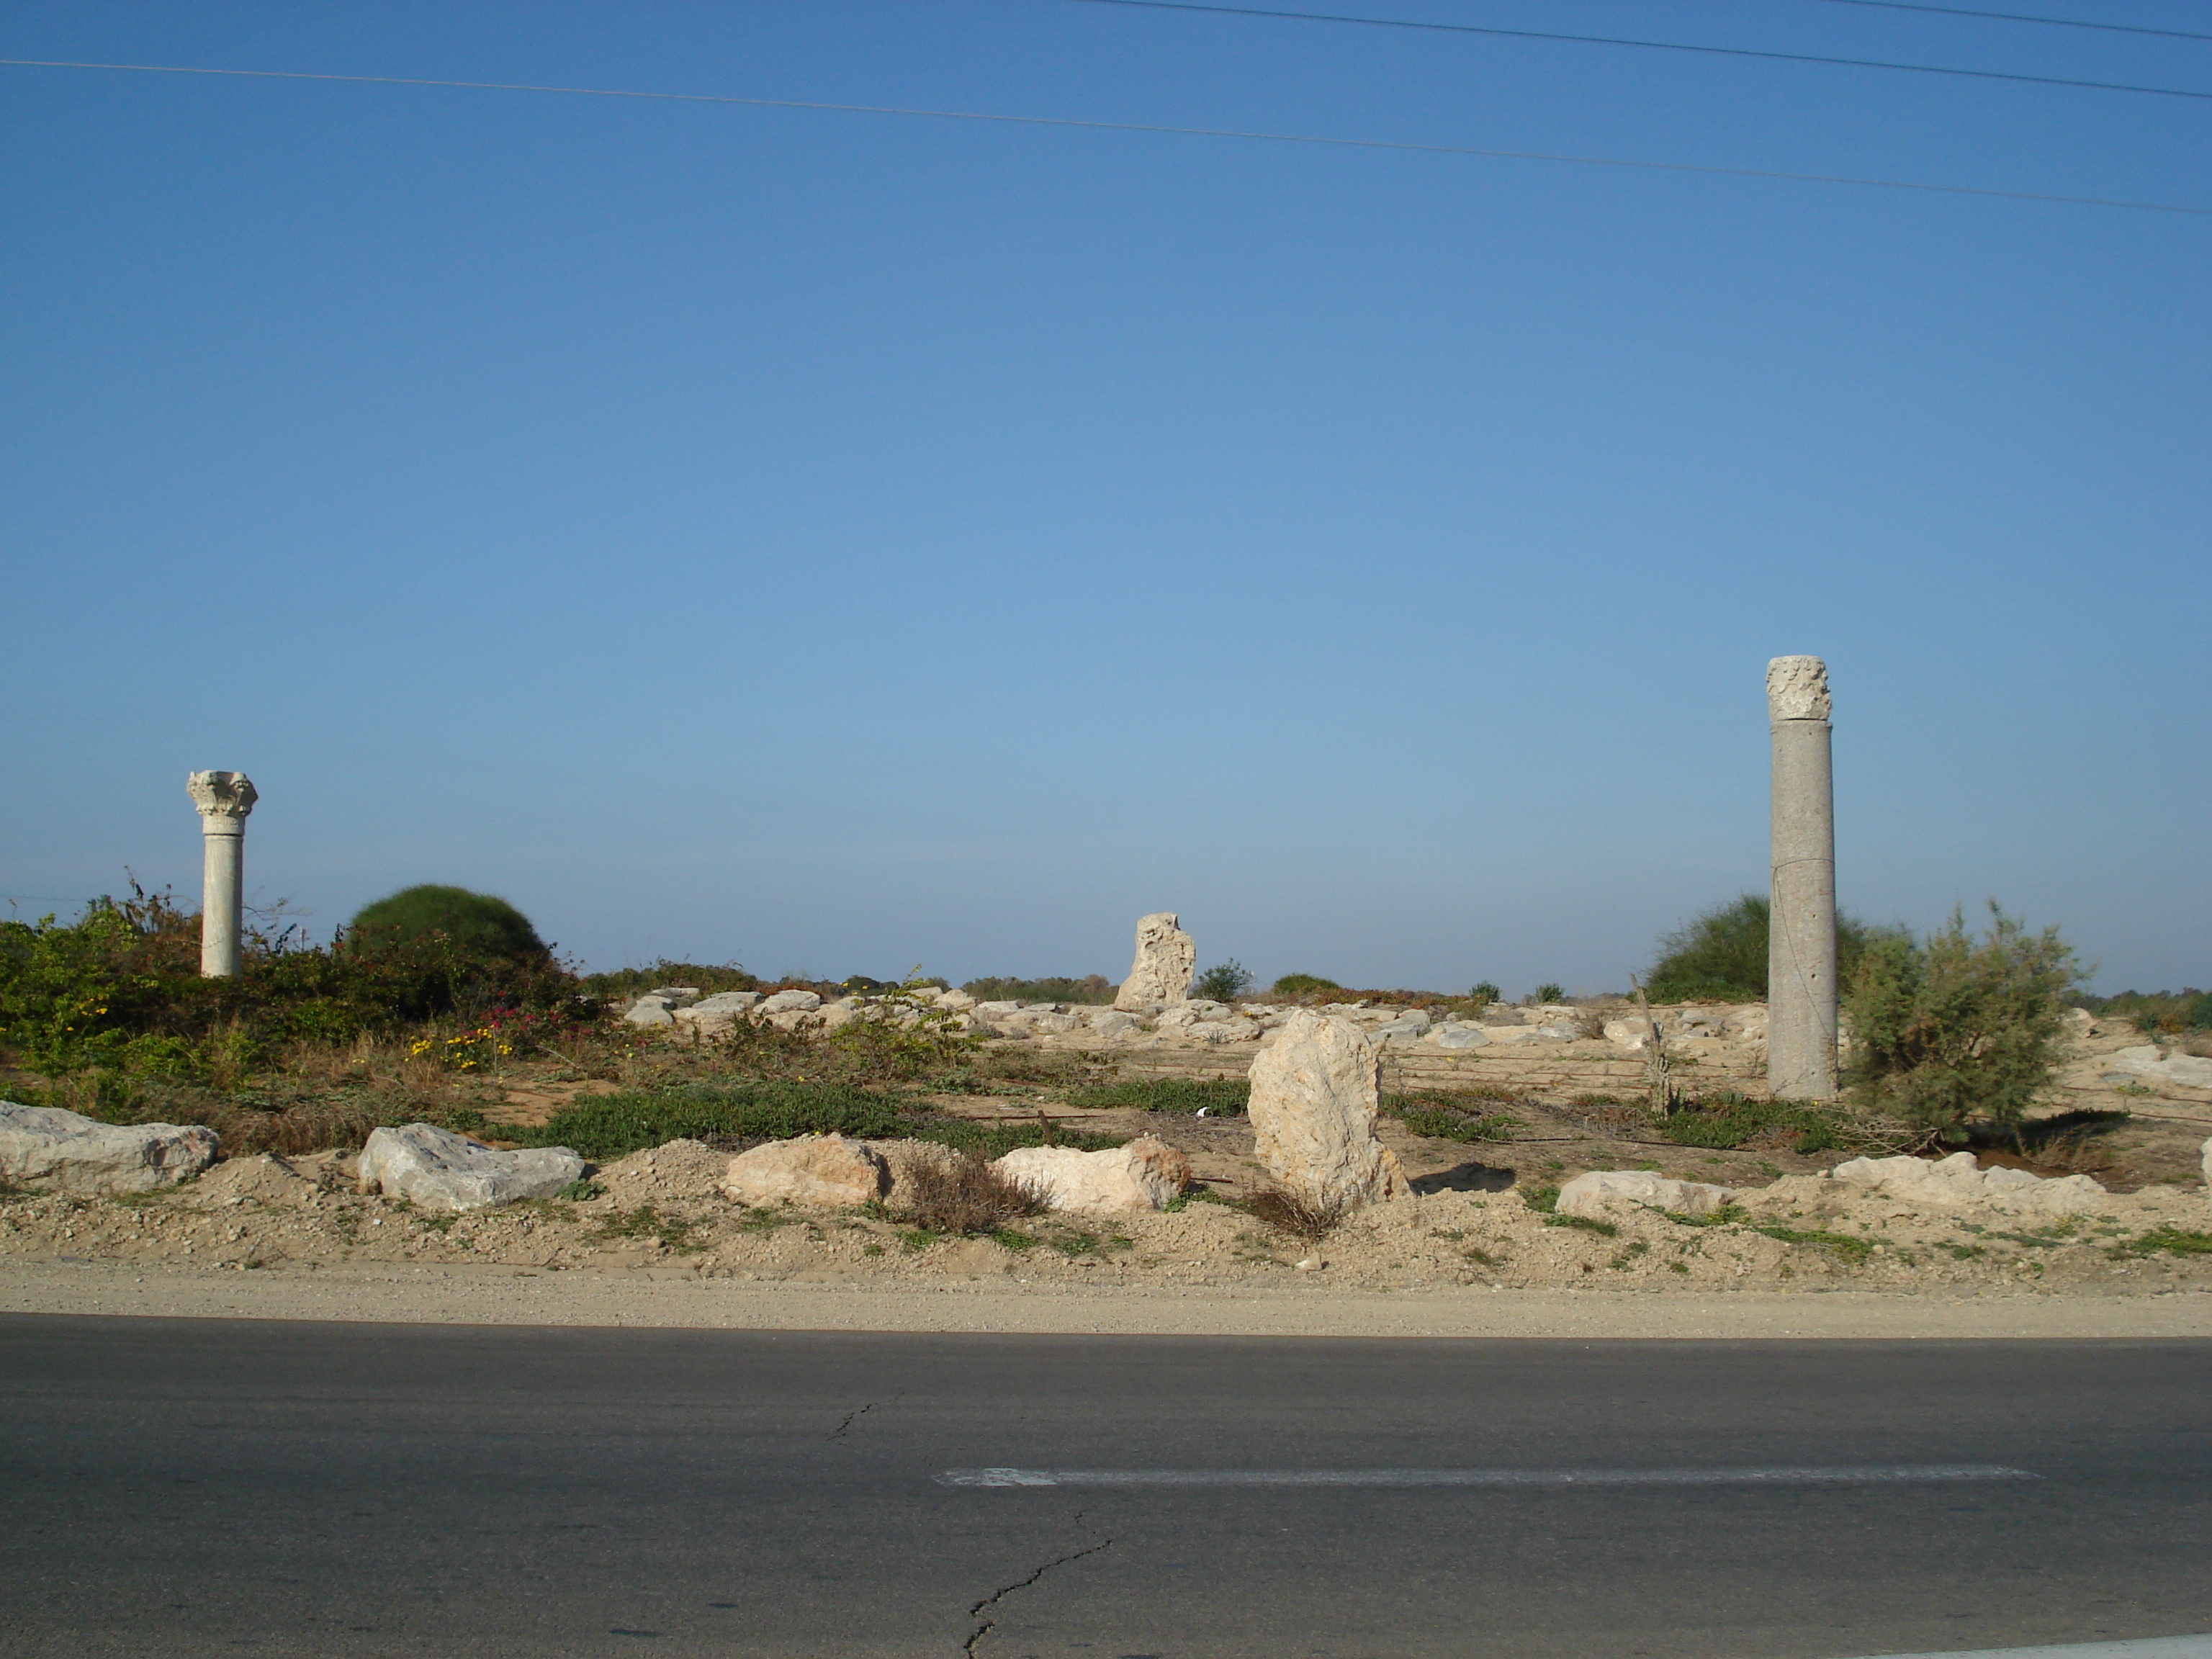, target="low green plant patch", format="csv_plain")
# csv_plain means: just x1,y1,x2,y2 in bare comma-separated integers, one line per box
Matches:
1066,1076,1251,1116
905,1117,1125,1159
1164,1186,1243,1213
989,1228,1040,1252
1660,1094,1841,1153
2110,1227,2212,1259
1666,1203,1750,1228
1519,1184,1560,1214
1545,1213,1617,1237
1385,1092,1518,1143
553,1179,603,1202
491,1081,907,1161
595,1204,703,1252
1752,1223,1874,1264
